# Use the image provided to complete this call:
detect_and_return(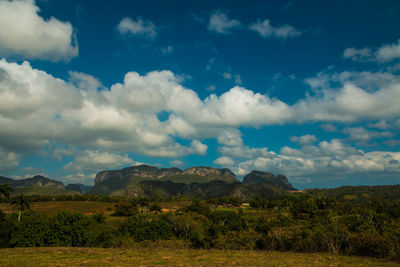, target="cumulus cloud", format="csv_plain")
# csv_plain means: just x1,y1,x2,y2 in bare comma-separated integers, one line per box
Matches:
68,71,104,91
343,48,372,62
169,159,184,167
0,0,78,61
344,39,400,63
208,11,241,34
214,156,234,166
219,145,273,160
321,124,339,132
1,57,400,183
0,59,208,158
63,150,135,173
297,71,400,122
234,139,400,184
290,134,318,146
117,17,157,38
0,147,19,172
343,127,393,142
250,19,301,39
